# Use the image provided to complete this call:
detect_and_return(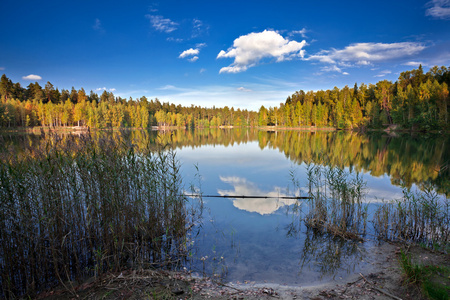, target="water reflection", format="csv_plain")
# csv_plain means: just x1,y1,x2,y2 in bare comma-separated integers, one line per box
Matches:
191,196,369,285
2,129,447,195
2,129,448,287
217,176,297,215
299,228,366,279
282,215,366,279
